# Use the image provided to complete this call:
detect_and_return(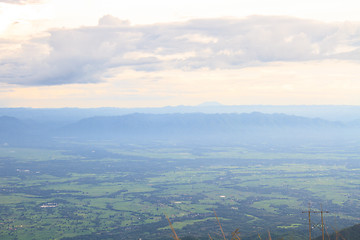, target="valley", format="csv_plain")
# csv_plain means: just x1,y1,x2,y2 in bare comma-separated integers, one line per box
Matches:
0,143,359,239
